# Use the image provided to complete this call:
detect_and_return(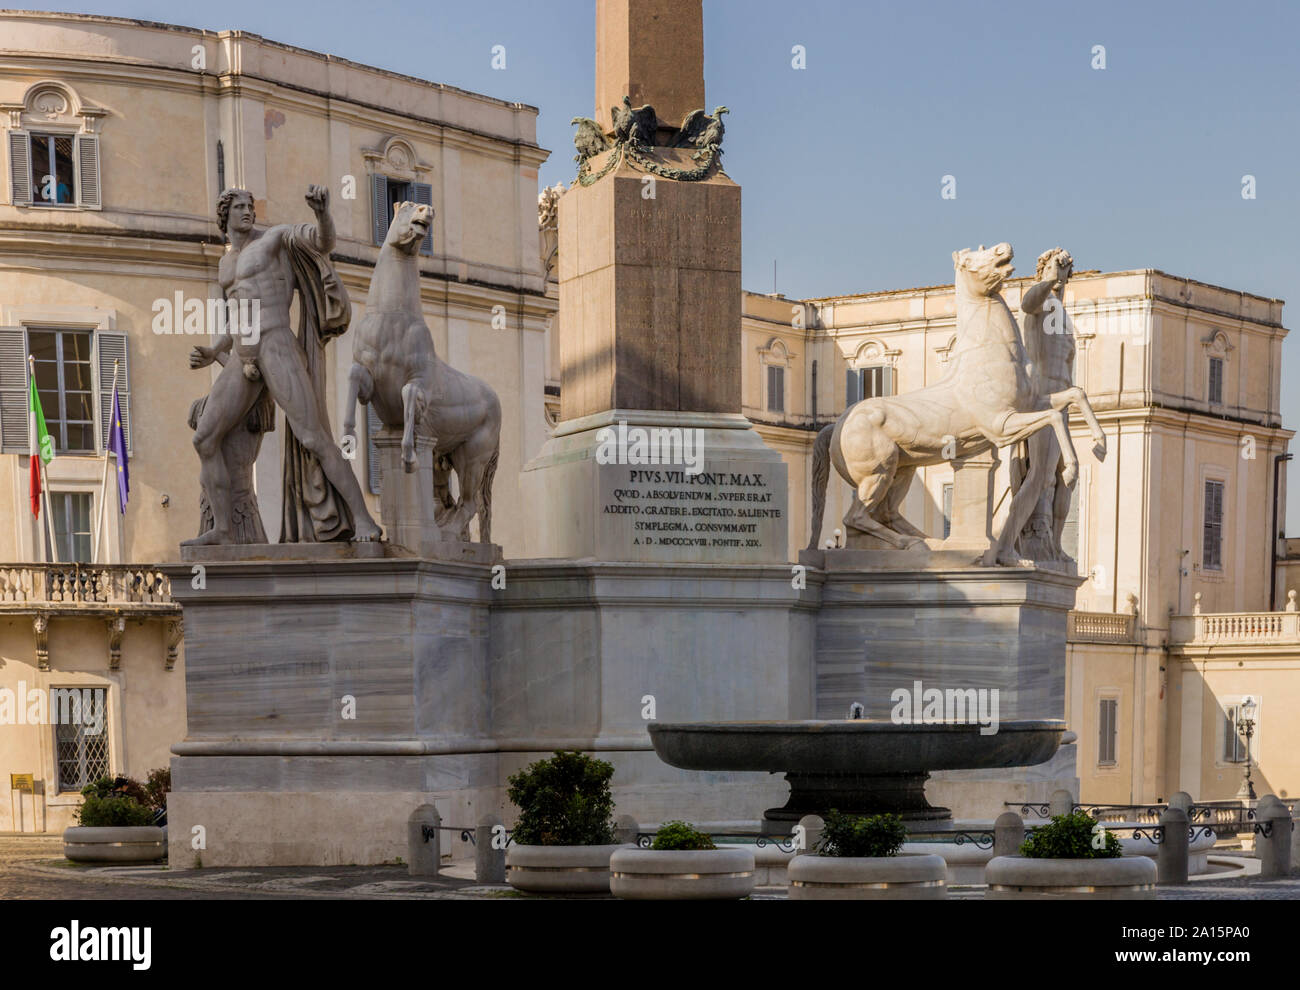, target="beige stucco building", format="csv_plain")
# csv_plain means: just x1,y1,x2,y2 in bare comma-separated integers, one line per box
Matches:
0,11,552,831
2,10,1295,833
